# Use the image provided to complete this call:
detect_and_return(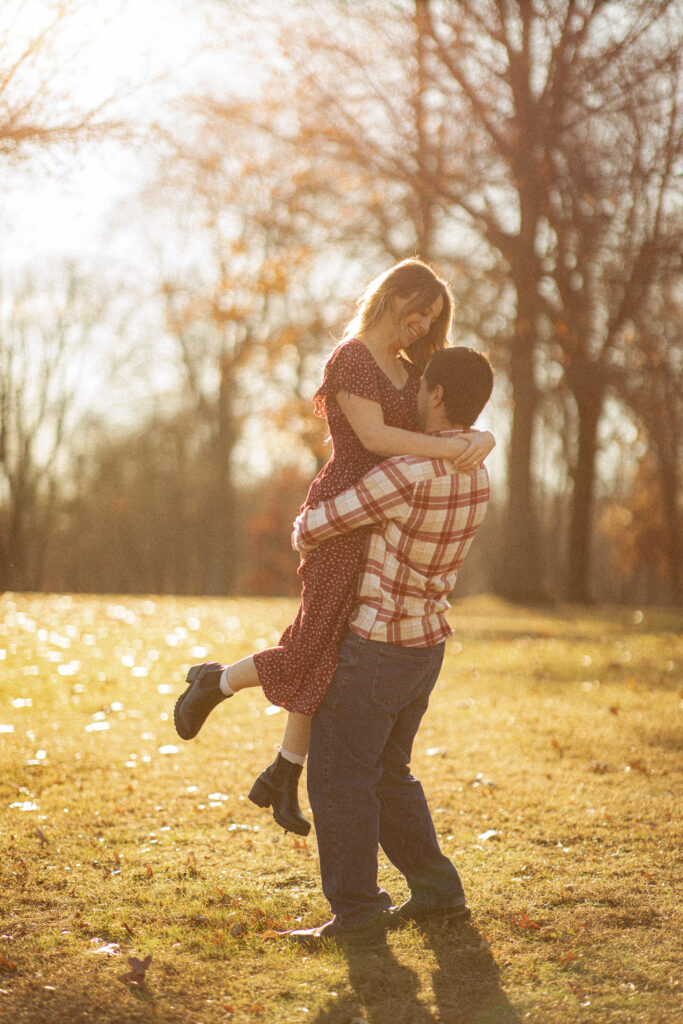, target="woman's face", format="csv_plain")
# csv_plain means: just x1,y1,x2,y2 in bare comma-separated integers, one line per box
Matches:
394,292,444,349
